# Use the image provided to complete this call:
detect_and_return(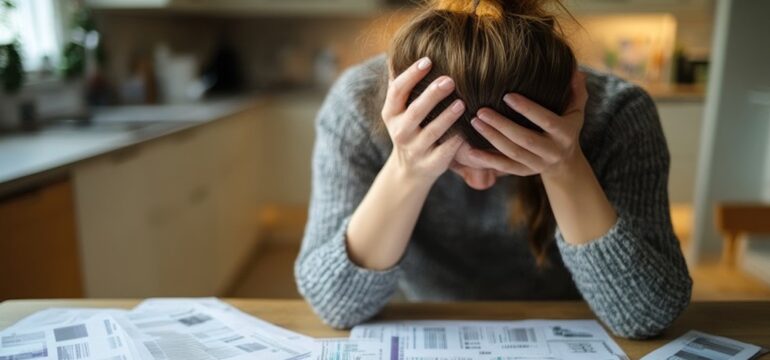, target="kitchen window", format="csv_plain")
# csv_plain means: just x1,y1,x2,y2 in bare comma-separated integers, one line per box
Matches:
1,0,63,72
